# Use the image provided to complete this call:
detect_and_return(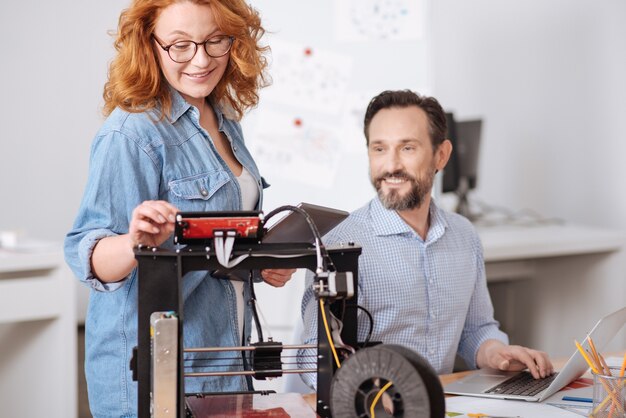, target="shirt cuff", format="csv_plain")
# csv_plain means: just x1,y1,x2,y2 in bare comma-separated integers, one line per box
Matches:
78,229,127,292
462,328,509,369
